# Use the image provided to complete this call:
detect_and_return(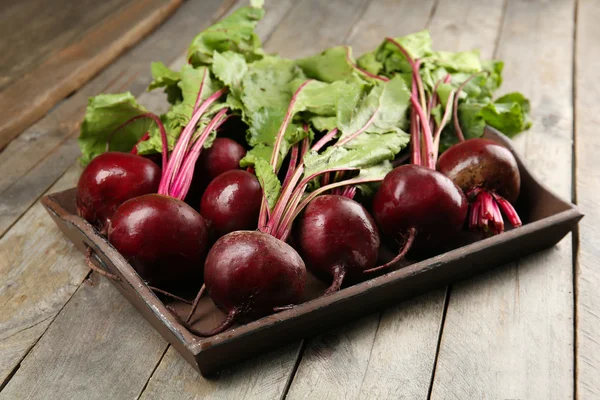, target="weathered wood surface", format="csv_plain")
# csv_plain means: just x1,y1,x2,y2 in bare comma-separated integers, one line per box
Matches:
430,0,576,399
0,0,232,388
575,1,600,398
0,0,184,150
